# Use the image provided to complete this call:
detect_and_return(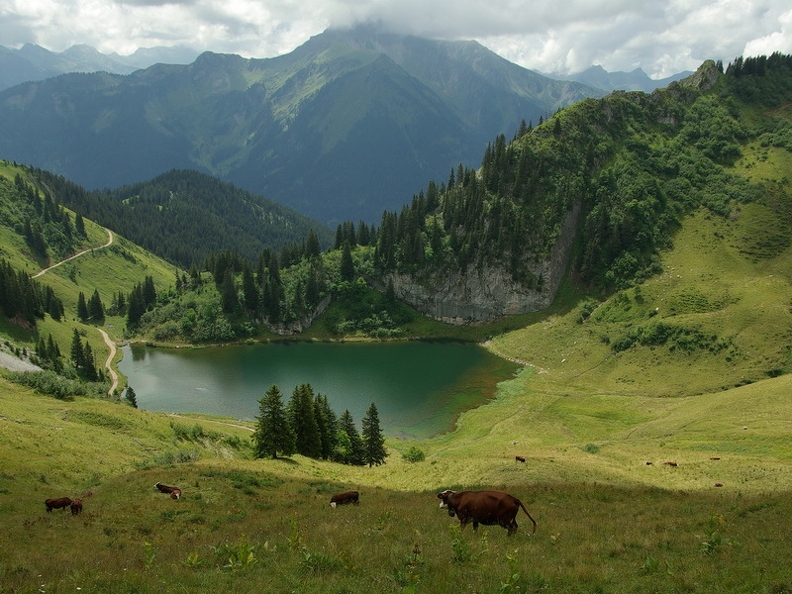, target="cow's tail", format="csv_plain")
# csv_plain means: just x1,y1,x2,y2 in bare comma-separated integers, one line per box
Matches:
517,499,537,533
